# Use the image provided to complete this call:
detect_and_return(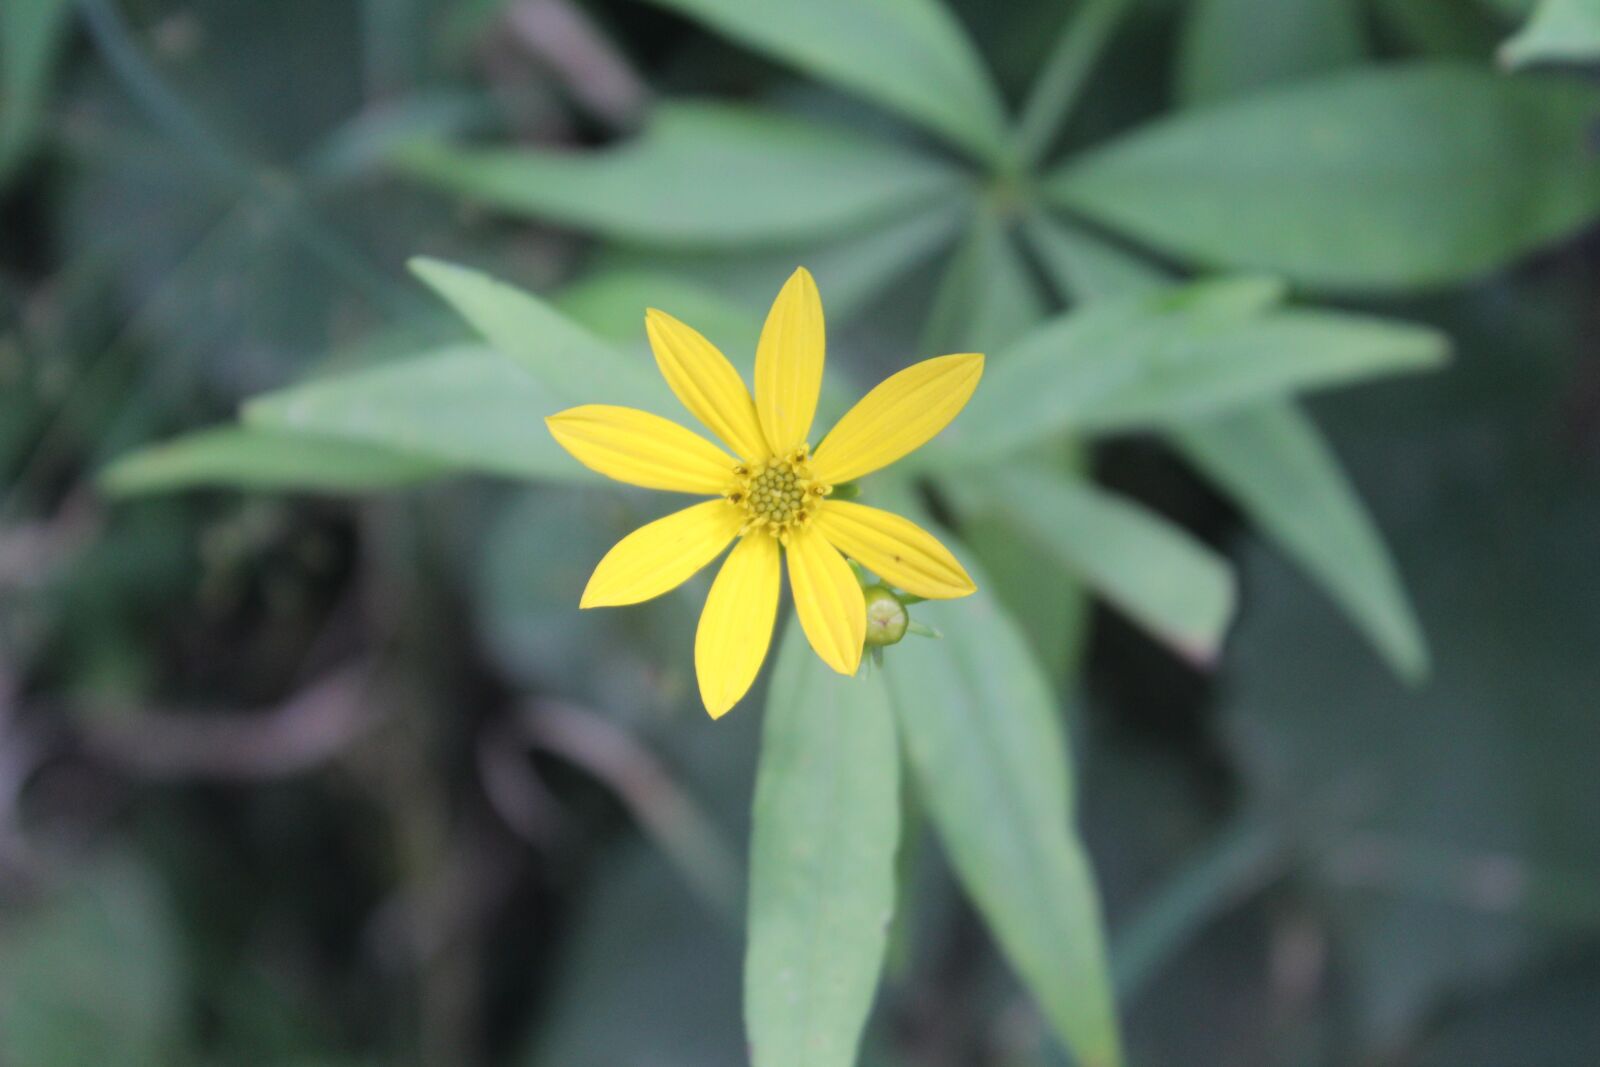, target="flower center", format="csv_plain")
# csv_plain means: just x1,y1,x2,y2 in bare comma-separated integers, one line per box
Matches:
727,447,831,542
